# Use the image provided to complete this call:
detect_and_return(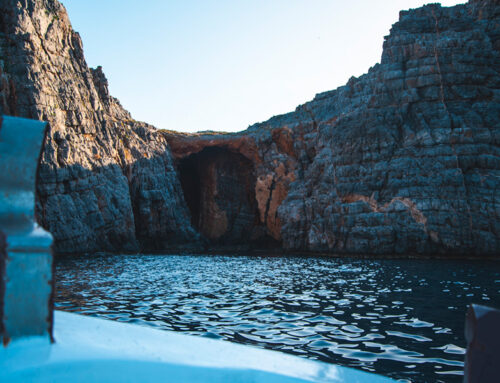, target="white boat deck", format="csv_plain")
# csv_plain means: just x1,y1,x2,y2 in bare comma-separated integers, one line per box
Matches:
0,310,395,382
